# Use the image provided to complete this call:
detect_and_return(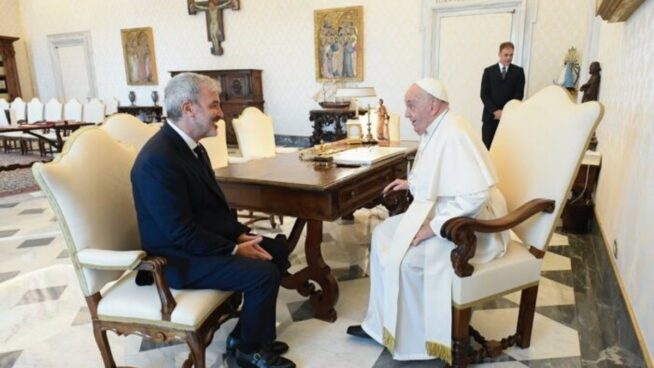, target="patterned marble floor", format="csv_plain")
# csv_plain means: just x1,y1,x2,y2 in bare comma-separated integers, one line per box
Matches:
0,191,648,367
